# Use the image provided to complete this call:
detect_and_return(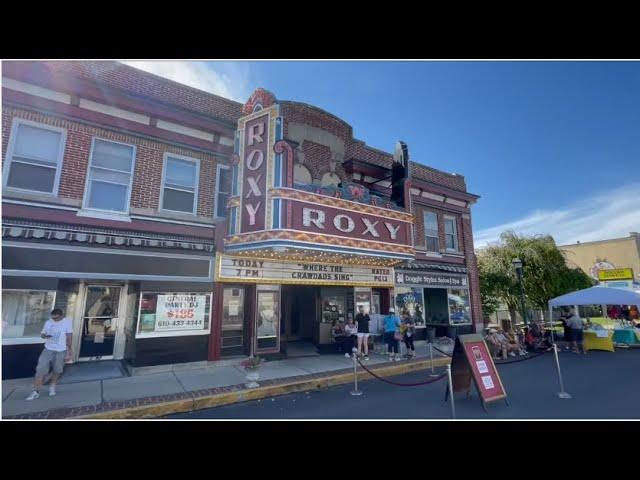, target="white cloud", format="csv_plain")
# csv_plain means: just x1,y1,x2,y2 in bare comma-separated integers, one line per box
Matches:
121,61,250,102
475,183,640,249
